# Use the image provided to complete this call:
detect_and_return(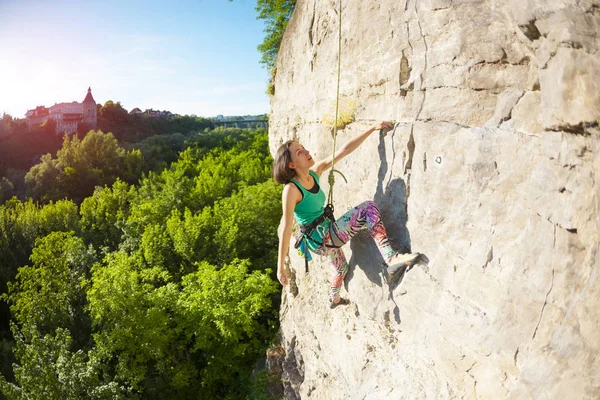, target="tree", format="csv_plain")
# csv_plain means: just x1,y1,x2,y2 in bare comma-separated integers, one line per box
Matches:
76,122,92,137
40,118,56,136
0,114,27,136
177,260,278,397
4,232,93,341
25,131,144,203
131,132,188,172
0,232,123,399
0,324,125,400
210,180,281,268
86,251,183,396
1,127,282,399
0,177,14,204
86,253,278,398
80,179,134,252
253,0,296,70
98,101,128,125
0,198,81,373
165,207,215,269
97,101,129,141
0,199,81,292
0,116,9,138
23,154,63,202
